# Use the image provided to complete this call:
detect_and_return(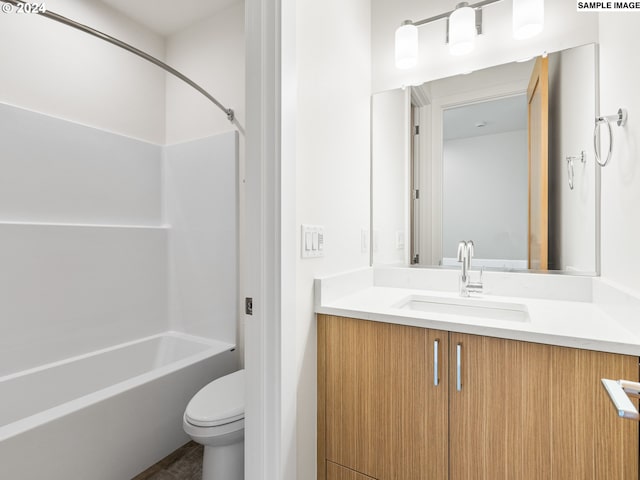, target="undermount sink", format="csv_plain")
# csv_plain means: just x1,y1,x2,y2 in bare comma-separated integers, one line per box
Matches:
395,295,530,323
